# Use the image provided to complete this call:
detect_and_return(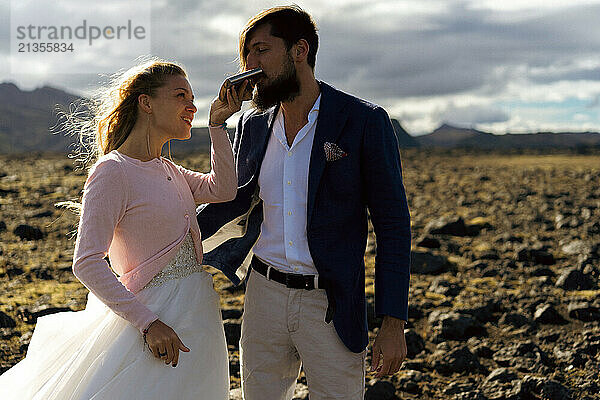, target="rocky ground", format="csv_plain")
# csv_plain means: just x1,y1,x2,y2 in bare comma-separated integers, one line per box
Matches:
1,149,599,400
